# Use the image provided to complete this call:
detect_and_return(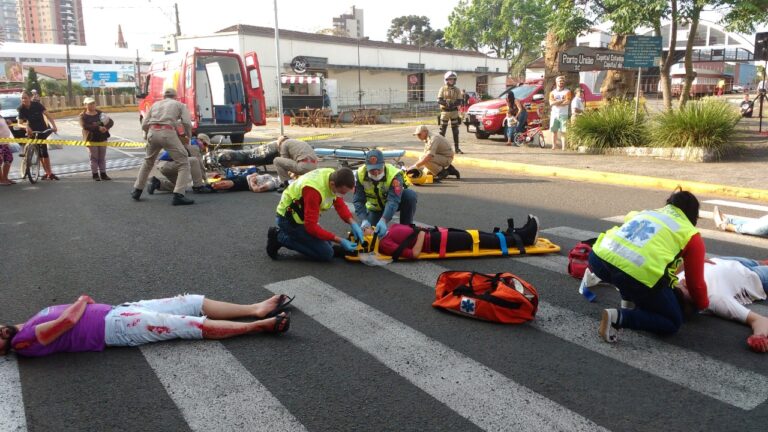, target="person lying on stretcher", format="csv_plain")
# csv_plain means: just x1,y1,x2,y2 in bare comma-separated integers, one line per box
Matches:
370,215,539,259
